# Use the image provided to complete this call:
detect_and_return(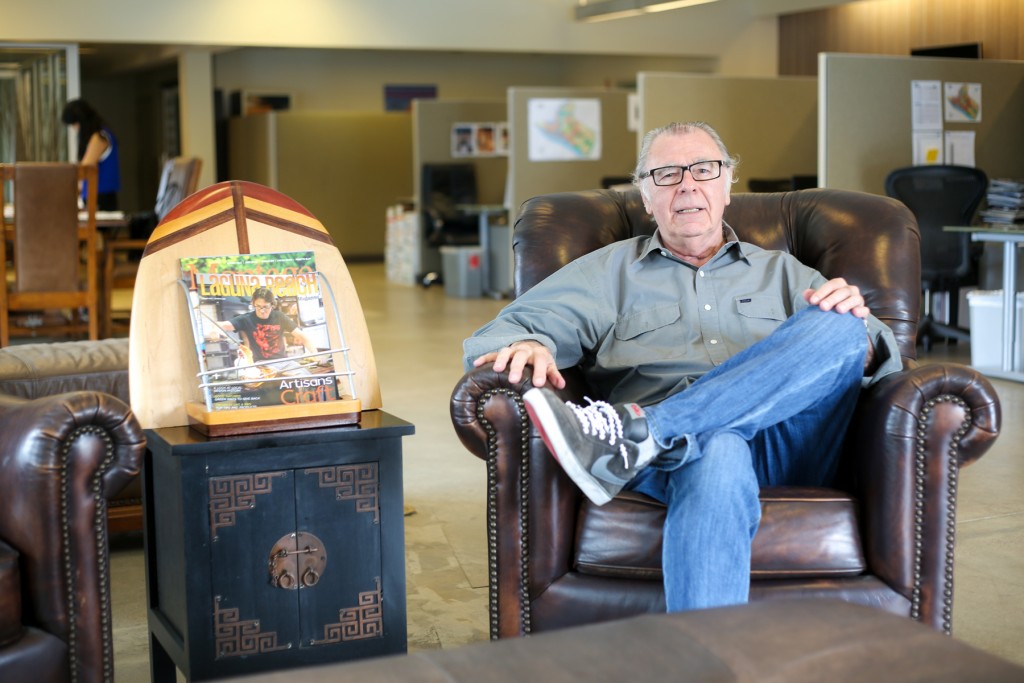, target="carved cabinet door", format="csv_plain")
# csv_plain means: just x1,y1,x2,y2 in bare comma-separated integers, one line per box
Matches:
207,461,384,660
